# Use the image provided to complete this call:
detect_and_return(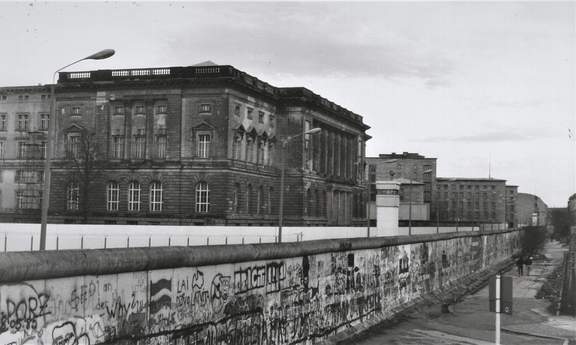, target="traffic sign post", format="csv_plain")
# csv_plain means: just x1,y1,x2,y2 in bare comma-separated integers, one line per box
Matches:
489,275,513,314
489,274,513,345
